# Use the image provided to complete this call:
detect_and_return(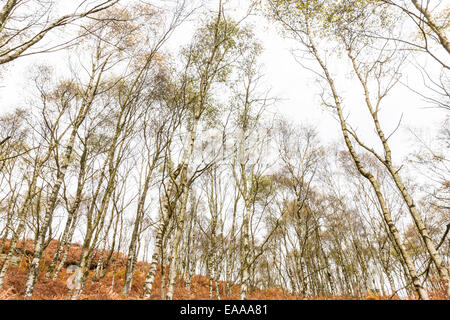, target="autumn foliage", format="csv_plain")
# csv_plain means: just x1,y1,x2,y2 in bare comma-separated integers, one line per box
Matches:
0,239,446,300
